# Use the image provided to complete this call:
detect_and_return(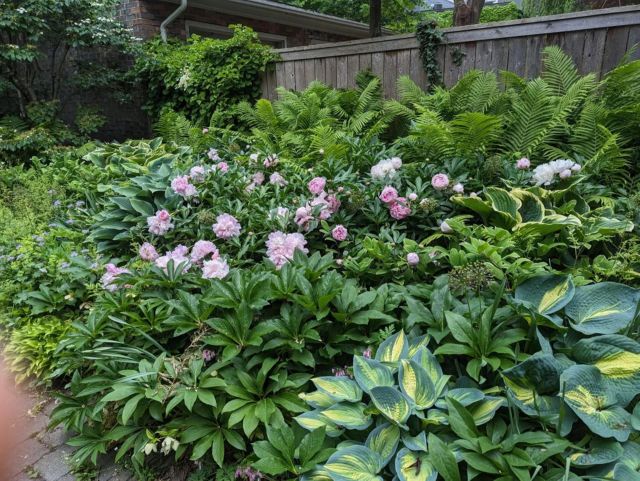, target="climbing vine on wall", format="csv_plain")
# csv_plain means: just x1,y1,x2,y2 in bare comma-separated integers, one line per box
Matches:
416,20,443,90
